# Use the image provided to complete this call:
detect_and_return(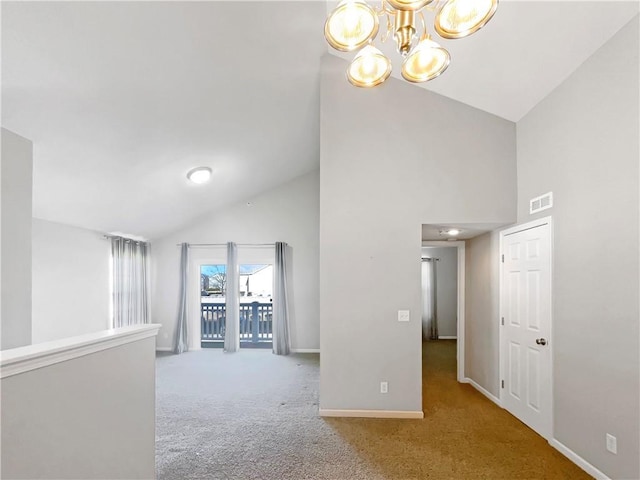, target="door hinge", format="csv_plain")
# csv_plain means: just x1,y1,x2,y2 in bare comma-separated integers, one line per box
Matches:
501,254,504,263
501,317,504,326
501,380,504,389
